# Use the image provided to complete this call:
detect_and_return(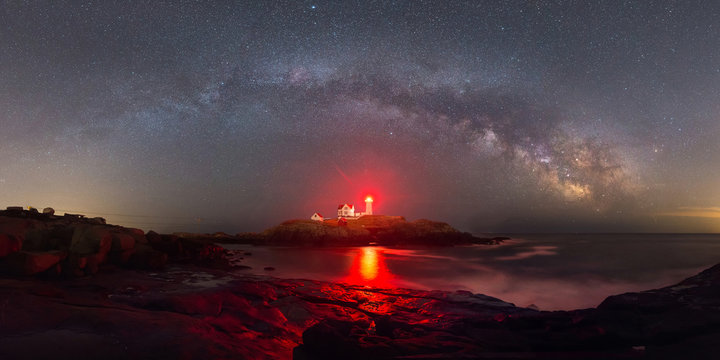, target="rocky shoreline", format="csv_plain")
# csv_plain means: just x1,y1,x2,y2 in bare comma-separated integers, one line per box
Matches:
1,259,719,359
1,208,719,359
0,208,504,276
0,208,229,277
